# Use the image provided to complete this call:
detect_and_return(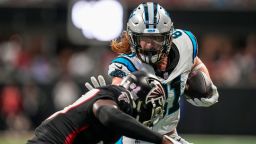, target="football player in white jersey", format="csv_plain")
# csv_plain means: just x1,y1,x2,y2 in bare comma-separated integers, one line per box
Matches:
86,2,219,144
